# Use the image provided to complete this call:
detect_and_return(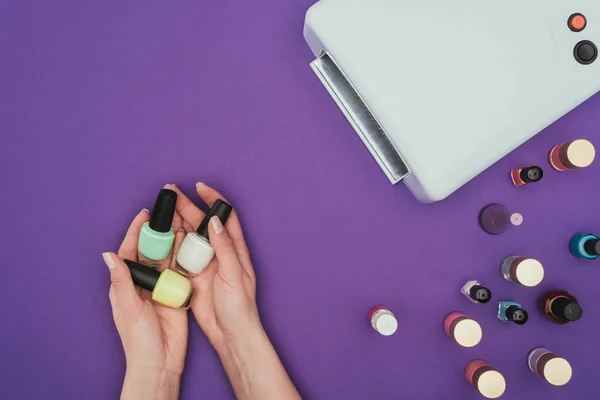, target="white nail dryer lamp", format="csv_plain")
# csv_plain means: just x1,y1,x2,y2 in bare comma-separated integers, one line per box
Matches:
304,0,600,202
